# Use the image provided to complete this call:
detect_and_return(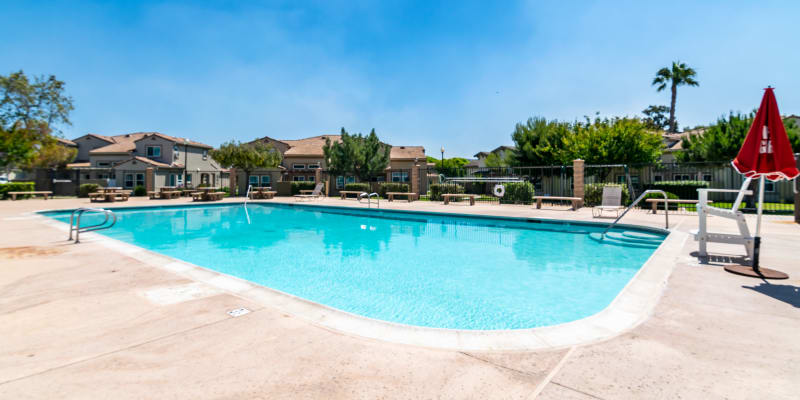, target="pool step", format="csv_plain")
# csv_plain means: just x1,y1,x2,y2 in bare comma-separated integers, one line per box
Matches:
588,232,662,249
605,232,663,245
